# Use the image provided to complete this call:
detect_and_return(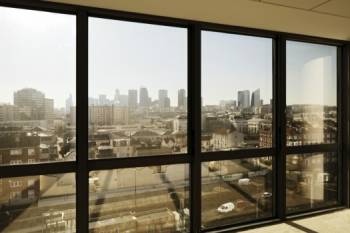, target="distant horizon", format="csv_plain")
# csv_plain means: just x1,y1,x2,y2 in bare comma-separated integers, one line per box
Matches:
0,7,337,109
